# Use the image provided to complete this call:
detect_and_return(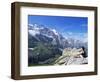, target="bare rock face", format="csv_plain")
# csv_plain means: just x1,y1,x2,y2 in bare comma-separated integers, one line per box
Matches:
54,48,88,65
